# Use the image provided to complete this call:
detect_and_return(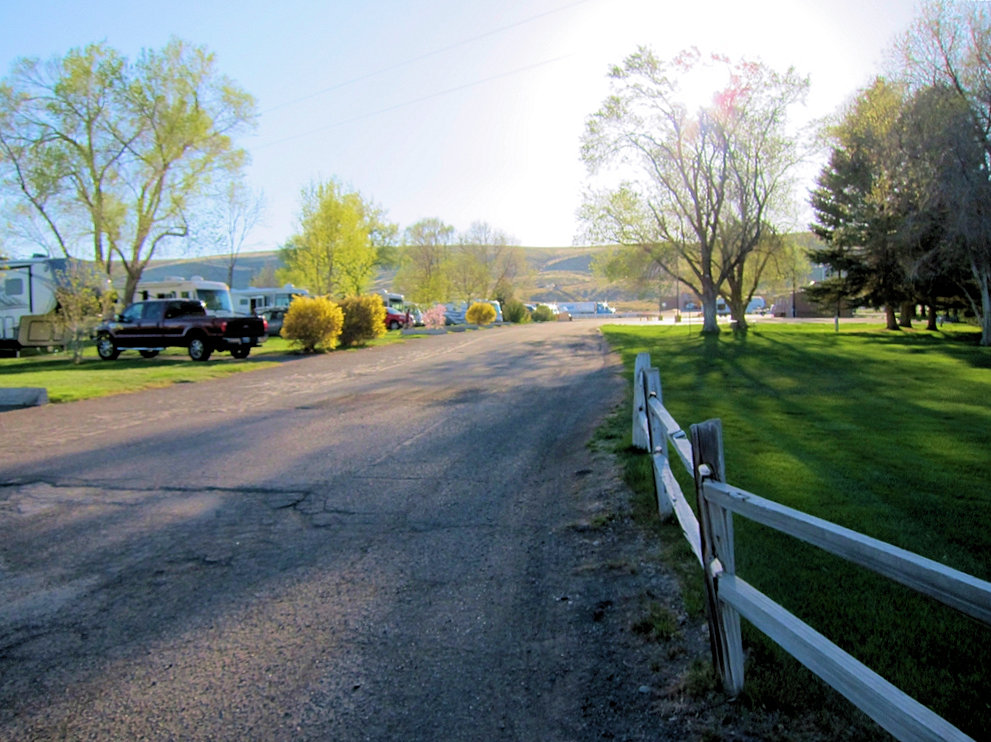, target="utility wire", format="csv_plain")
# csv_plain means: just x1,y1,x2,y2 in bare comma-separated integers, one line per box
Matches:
254,52,576,150
260,0,590,114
